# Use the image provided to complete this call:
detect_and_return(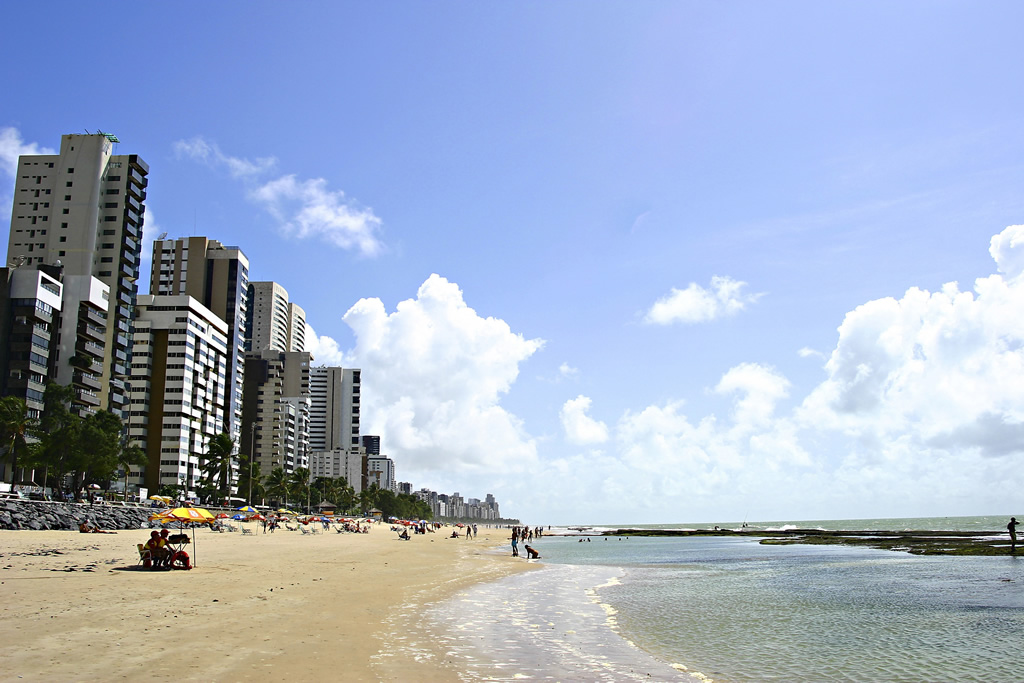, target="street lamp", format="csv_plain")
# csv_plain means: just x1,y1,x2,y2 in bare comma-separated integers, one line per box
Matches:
248,422,256,506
